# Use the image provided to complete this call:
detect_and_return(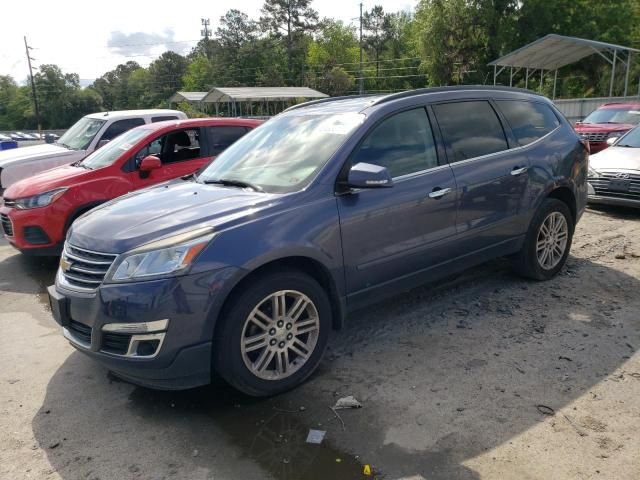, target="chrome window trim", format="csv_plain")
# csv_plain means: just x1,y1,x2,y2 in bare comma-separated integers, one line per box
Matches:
446,124,561,168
